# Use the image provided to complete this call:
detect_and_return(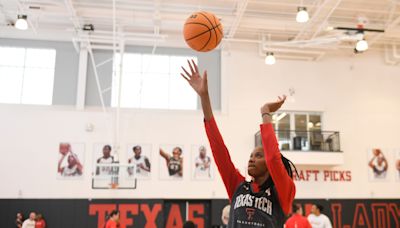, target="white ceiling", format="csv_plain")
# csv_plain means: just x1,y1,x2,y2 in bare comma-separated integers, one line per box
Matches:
1,0,400,61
